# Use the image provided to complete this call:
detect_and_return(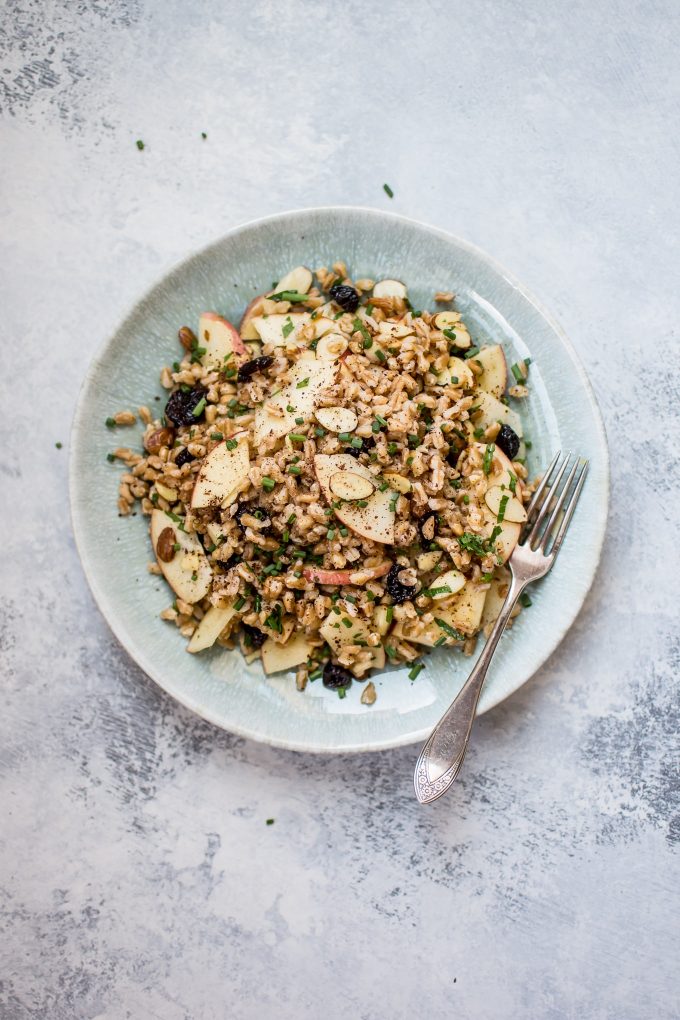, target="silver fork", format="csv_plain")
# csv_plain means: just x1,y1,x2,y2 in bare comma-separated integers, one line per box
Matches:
413,451,589,805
